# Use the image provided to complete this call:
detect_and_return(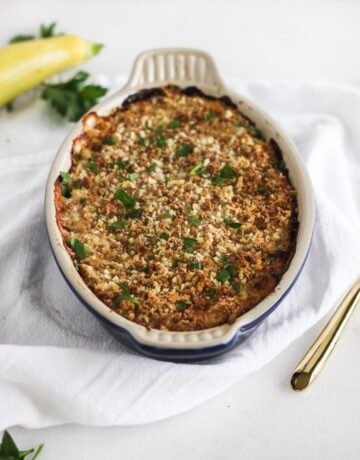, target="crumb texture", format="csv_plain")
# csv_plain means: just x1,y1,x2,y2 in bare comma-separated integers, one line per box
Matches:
55,85,298,331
